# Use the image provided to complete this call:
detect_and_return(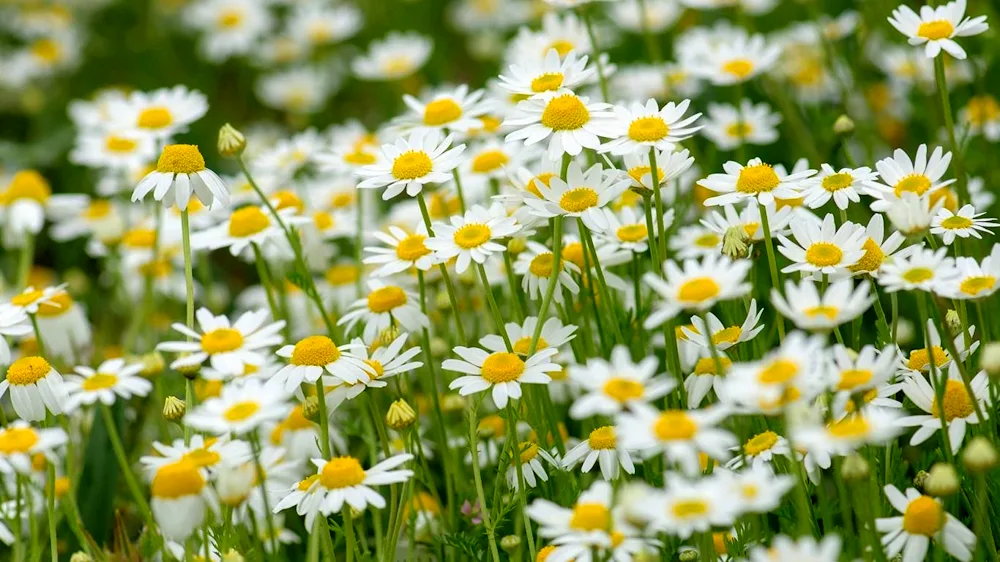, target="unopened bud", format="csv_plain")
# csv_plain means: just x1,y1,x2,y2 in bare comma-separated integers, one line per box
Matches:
833,115,855,136
895,318,915,346
222,549,245,562
980,342,1000,377
500,535,521,553
962,436,998,473
924,463,959,497
722,226,750,259
386,399,417,430
372,326,402,352
434,291,451,311
841,454,869,481
218,123,246,157
679,551,700,561
301,396,320,423
175,354,201,379
163,396,185,423
139,351,166,377
945,309,962,335
430,337,449,358
70,554,93,562
913,470,930,490
508,237,527,255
